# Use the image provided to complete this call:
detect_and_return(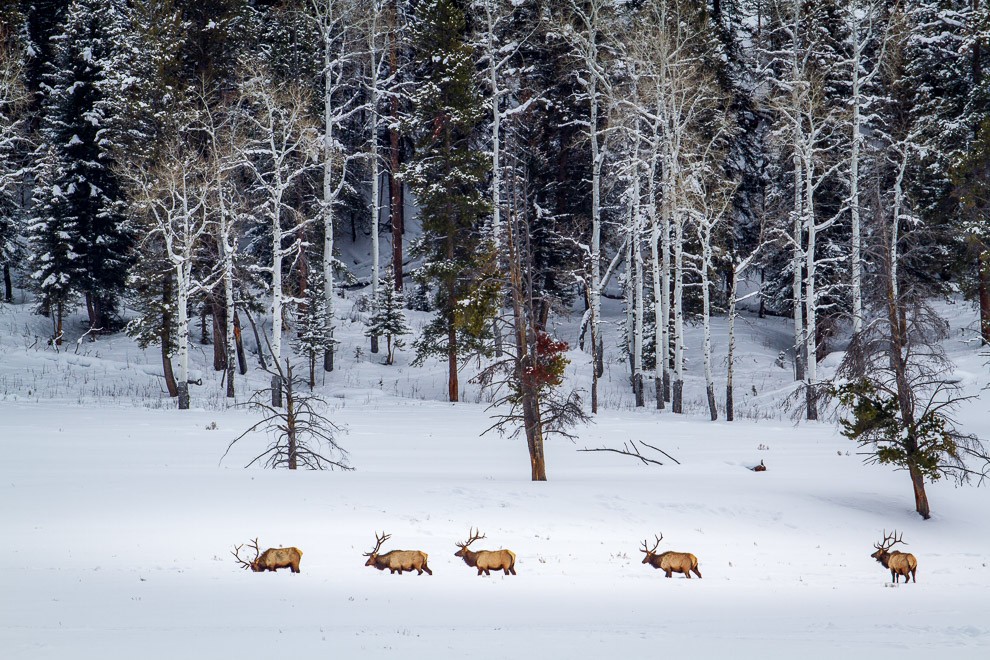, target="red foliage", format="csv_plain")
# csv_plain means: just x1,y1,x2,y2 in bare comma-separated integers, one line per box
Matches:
521,332,569,392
